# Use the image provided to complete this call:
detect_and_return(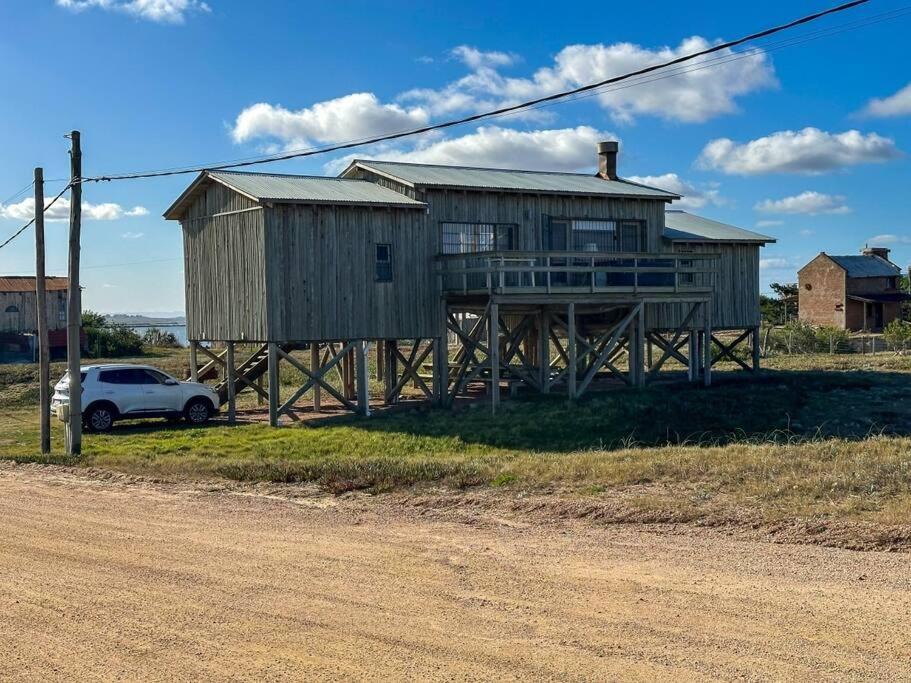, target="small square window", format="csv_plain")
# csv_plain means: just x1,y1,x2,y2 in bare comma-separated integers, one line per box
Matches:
375,243,393,282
